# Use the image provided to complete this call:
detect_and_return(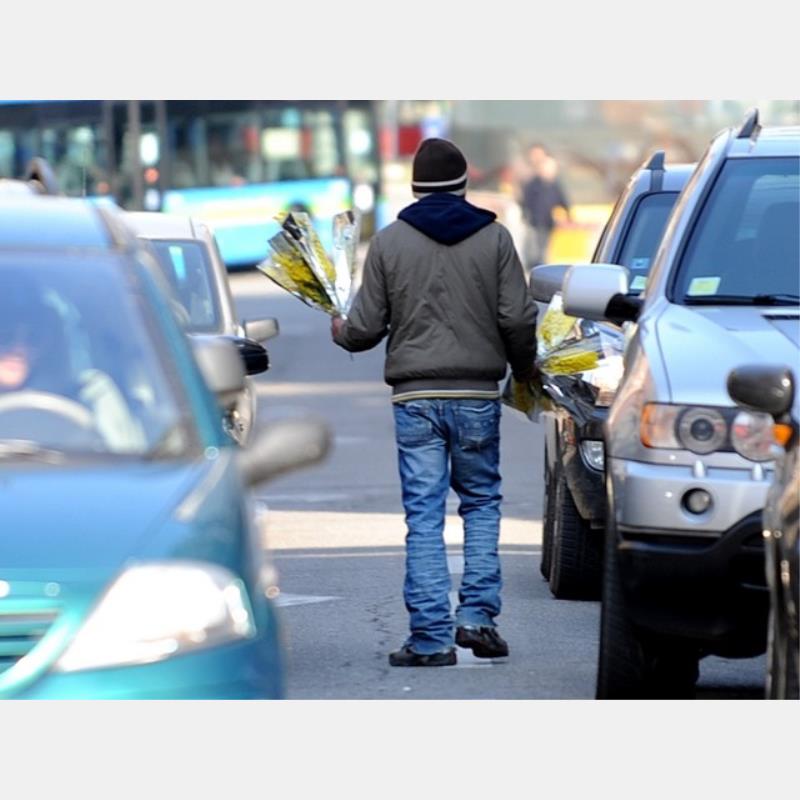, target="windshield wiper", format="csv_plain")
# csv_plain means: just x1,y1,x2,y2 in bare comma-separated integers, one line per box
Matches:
0,440,67,463
684,293,800,306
